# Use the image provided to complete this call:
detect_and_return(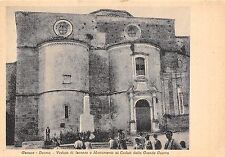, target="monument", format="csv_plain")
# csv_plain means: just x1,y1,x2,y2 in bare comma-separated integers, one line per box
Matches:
80,95,95,132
